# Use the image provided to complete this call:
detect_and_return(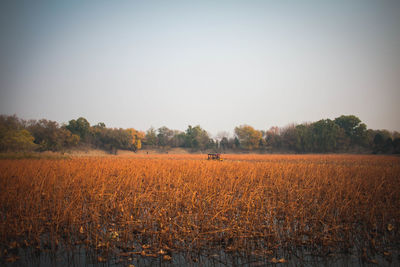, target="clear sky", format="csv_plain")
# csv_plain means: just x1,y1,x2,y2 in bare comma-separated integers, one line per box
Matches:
1,0,399,136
